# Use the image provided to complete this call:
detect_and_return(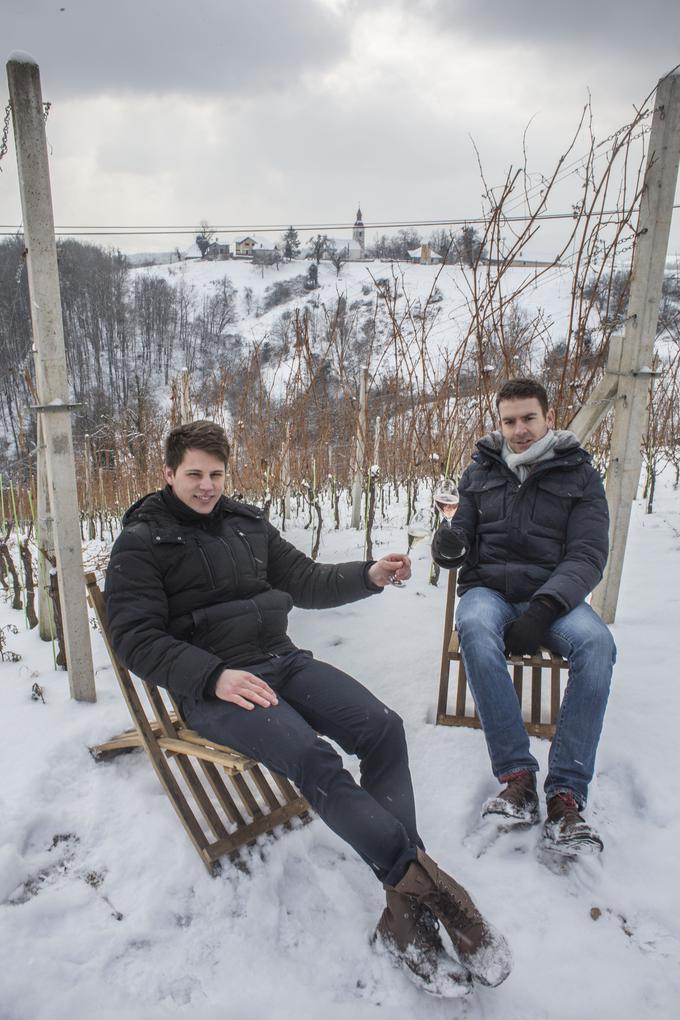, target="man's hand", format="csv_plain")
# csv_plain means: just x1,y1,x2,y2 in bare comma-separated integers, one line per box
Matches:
504,598,562,656
368,554,412,588
214,669,278,710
